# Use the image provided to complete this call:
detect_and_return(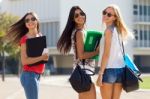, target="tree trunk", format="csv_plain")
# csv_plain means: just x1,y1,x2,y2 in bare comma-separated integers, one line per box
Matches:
18,57,22,77
2,49,6,82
